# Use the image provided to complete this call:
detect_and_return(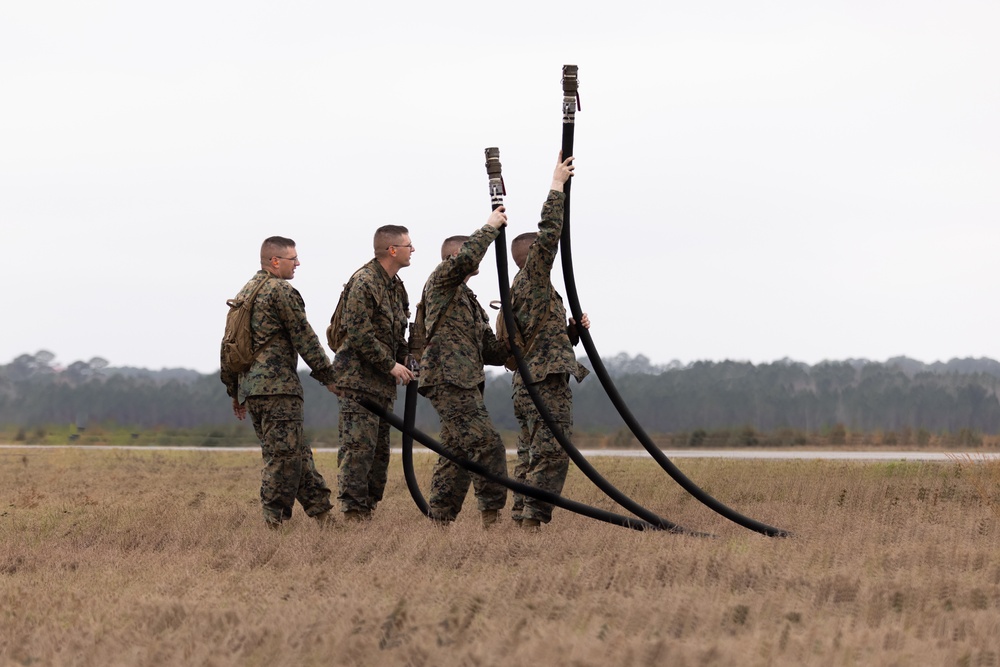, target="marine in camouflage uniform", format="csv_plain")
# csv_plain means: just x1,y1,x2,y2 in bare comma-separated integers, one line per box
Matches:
221,236,338,528
418,211,510,526
330,226,415,518
509,156,589,527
